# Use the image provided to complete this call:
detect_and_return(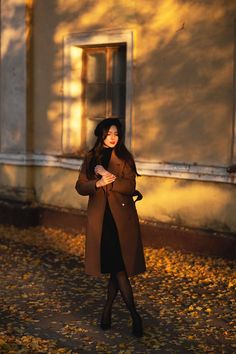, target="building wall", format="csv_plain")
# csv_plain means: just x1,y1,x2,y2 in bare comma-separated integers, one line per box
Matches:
1,0,236,234
0,0,28,153
1,163,236,233
32,0,236,165
134,0,235,165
